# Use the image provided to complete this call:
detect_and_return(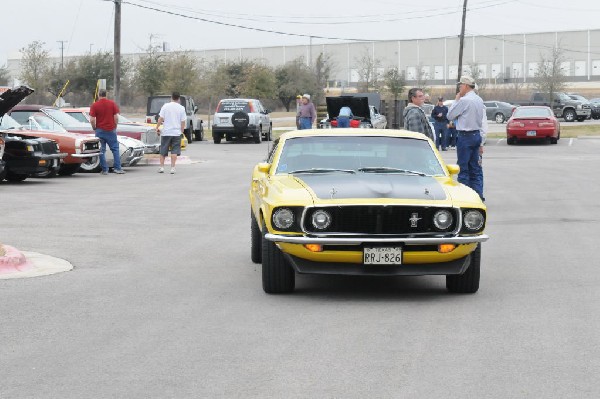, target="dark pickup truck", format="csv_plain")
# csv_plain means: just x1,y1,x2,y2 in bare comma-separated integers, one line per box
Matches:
515,92,591,122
